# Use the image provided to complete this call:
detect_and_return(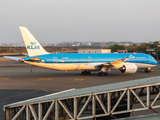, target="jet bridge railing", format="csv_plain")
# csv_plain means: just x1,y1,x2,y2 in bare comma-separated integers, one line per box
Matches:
4,82,160,120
